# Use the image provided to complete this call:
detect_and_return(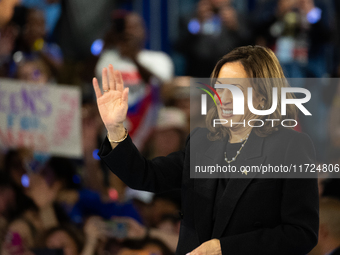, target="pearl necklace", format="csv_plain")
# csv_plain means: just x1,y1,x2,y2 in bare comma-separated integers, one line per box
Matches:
224,133,250,164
